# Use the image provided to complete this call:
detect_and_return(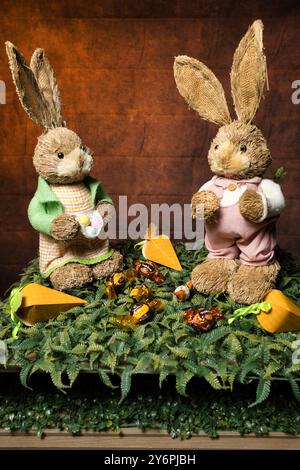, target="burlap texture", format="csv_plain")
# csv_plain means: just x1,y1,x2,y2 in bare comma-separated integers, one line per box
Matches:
174,55,231,126
230,19,267,123
5,41,53,129
30,48,62,127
